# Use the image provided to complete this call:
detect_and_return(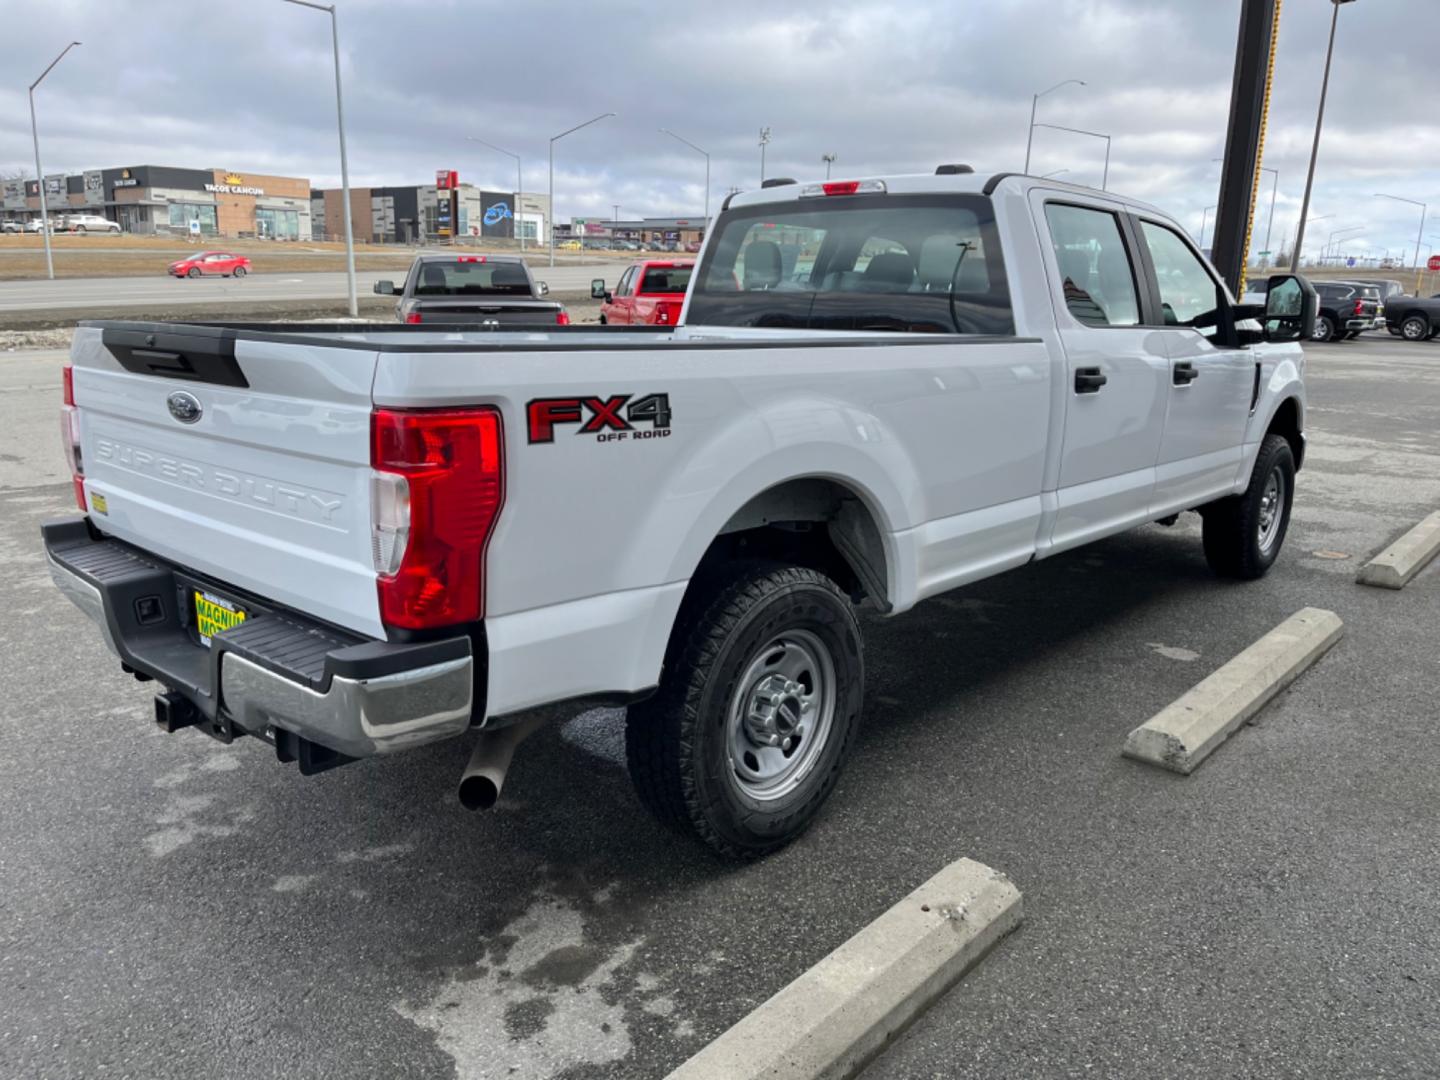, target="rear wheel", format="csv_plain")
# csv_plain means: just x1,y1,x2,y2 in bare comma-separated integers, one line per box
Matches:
75,225,87,234
1313,314,1337,343
598,314,607,325
233,266,246,278
625,563,864,859
1201,434,1295,580
1401,315,1430,341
